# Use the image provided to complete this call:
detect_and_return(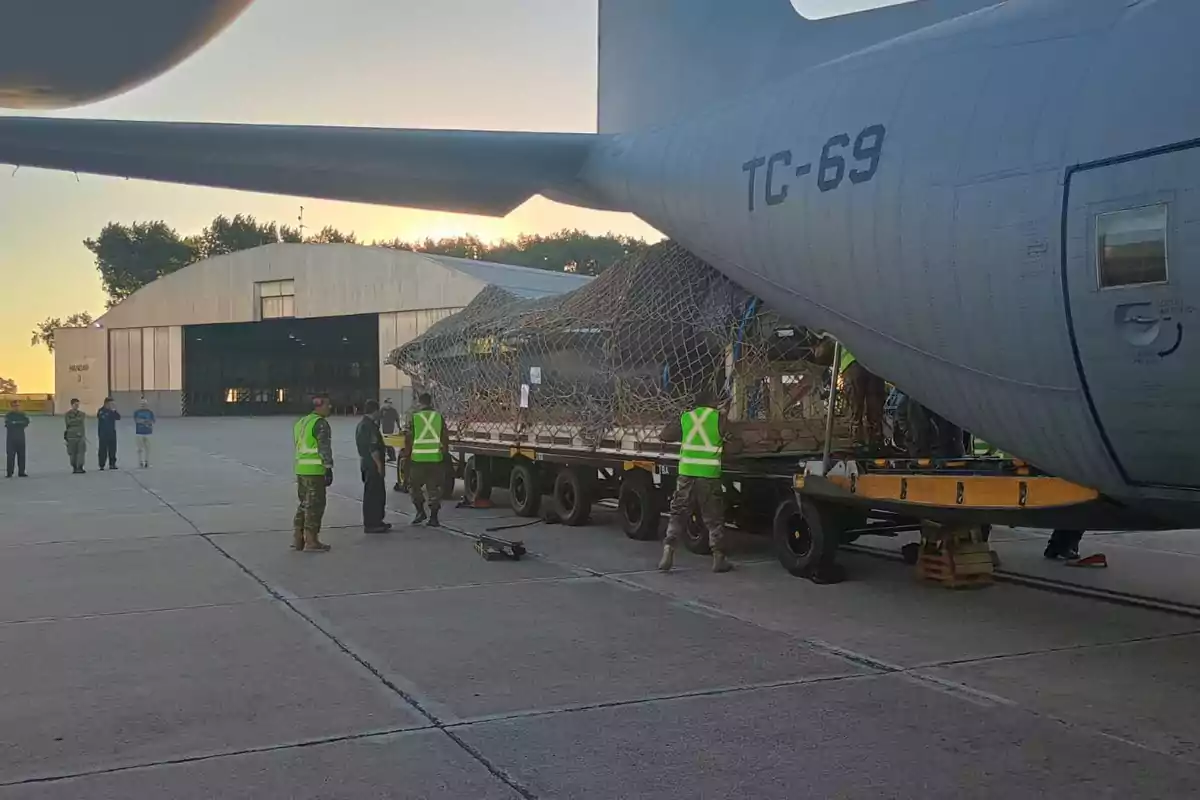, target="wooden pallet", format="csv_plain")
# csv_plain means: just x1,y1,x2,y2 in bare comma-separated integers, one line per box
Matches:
916,524,995,589
917,550,995,589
